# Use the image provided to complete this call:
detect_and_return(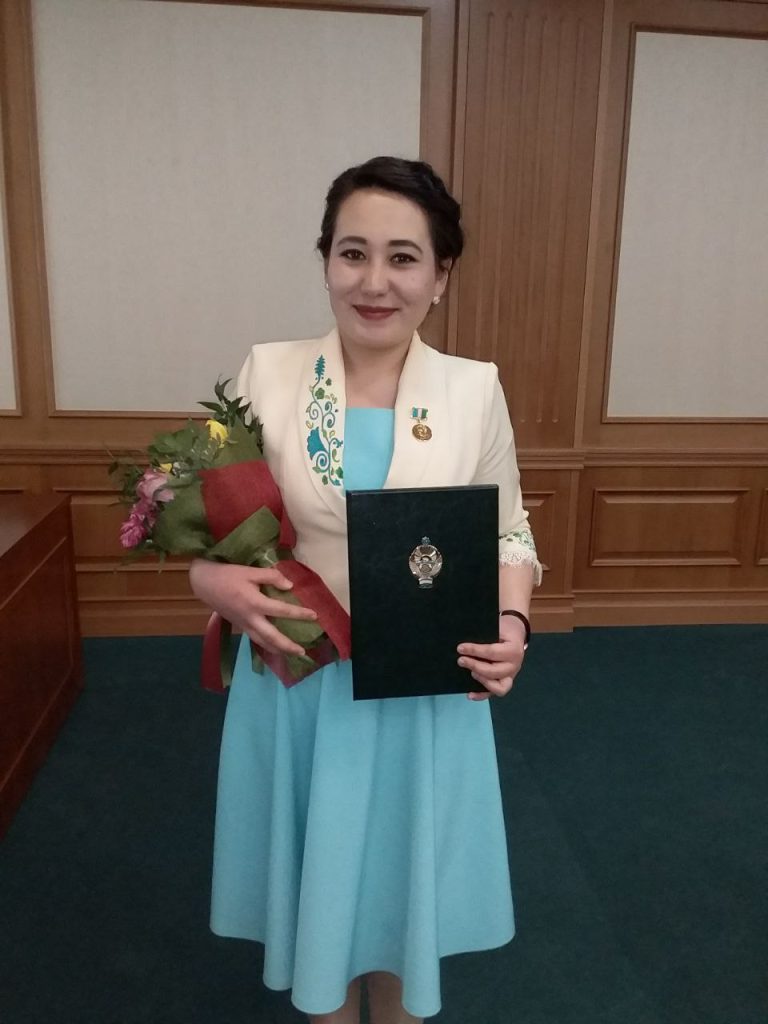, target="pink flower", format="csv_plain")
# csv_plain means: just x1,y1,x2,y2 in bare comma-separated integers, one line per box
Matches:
134,497,158,527
120,511,147,549
119,498,159,549
137,468,174,504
